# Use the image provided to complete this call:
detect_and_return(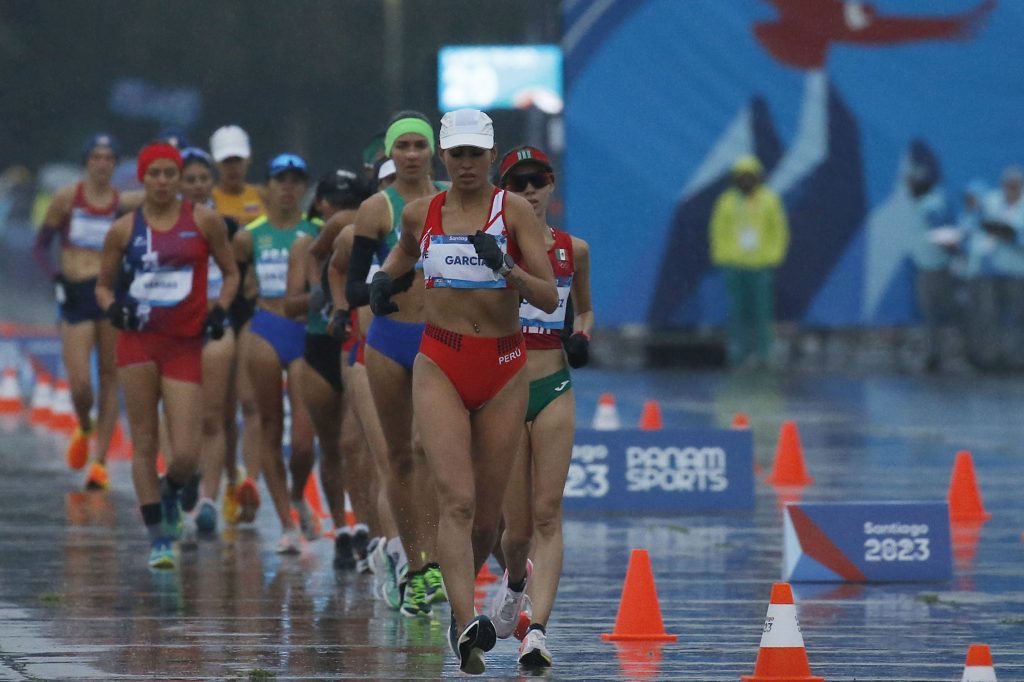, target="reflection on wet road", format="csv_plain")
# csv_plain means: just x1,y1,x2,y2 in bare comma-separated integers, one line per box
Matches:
1,370,1022,680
